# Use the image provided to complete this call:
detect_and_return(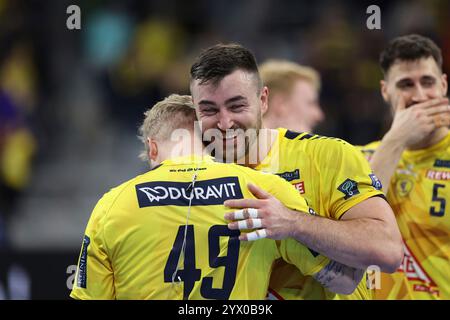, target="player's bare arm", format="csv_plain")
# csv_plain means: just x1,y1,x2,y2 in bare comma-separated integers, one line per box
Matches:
225,184,403,273
369,96,450,193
